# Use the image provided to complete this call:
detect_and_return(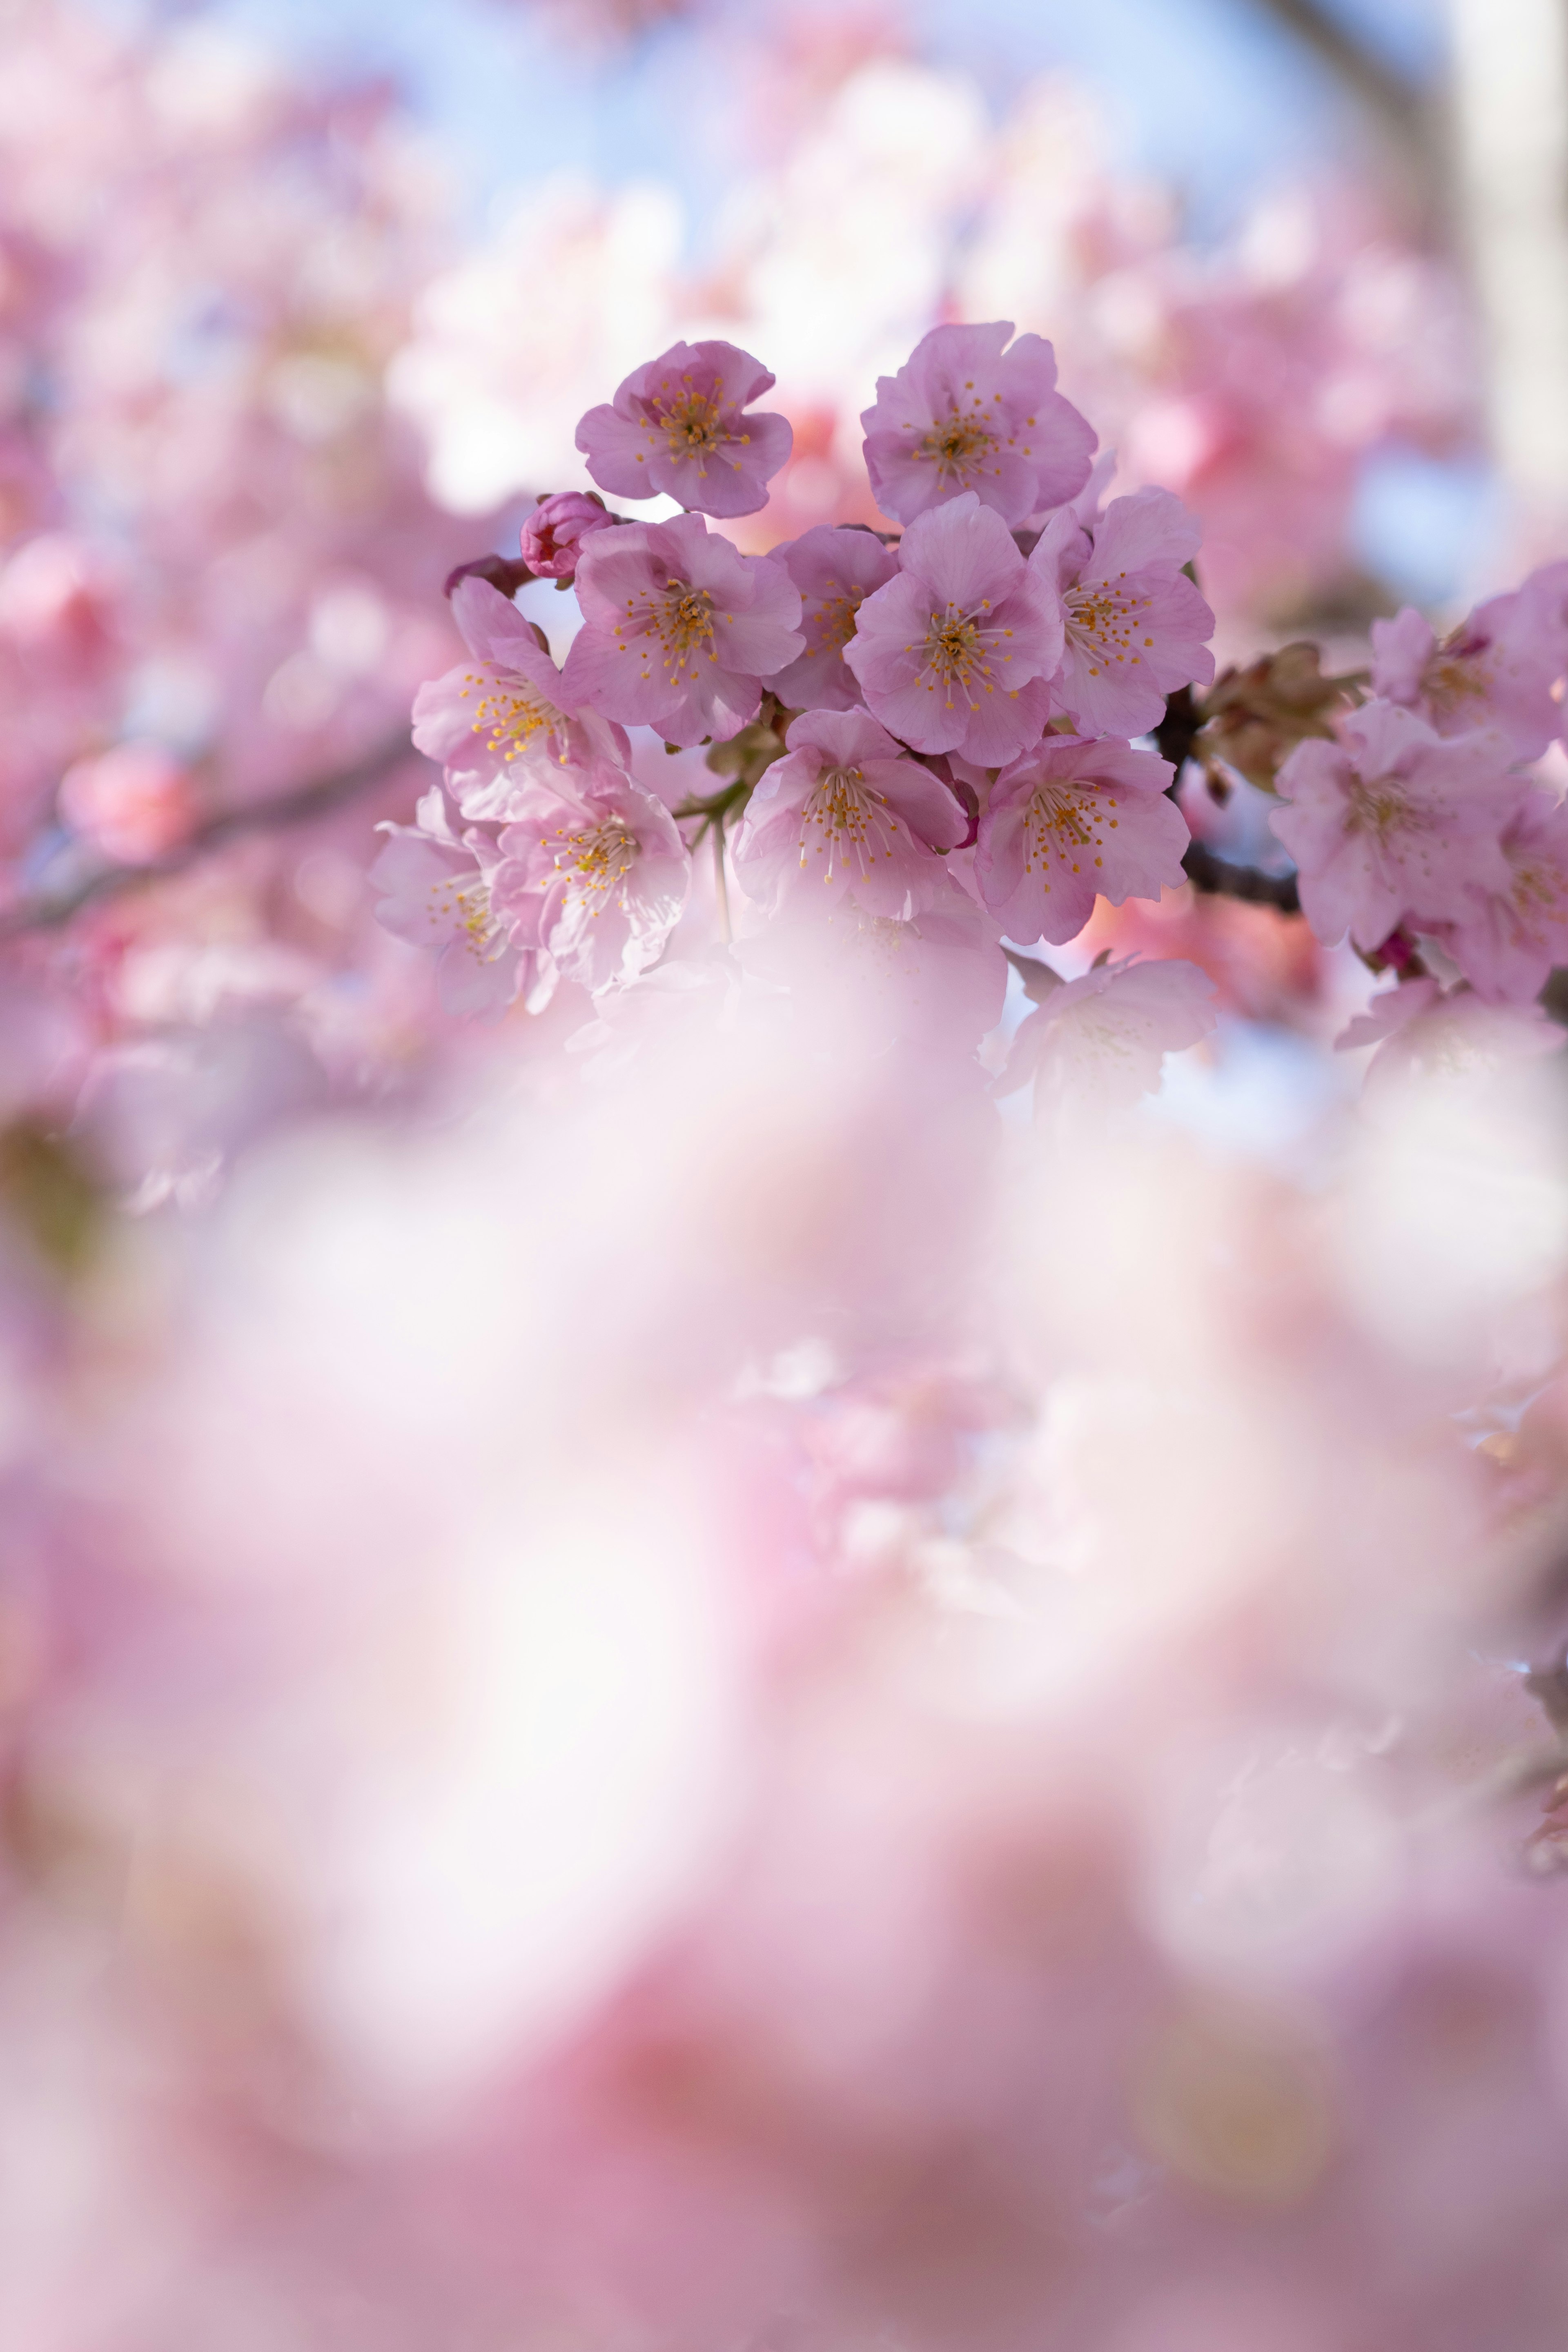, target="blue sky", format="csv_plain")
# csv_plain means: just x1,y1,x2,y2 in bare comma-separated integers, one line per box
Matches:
209,0,1448,242
196,0,1486,599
